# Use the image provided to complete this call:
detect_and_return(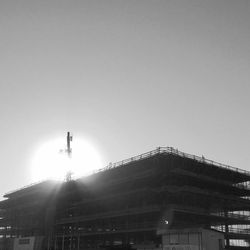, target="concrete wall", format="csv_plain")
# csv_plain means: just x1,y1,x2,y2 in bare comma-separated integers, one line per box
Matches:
13,237,44,250
202,230,224,250
160,228,224,250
